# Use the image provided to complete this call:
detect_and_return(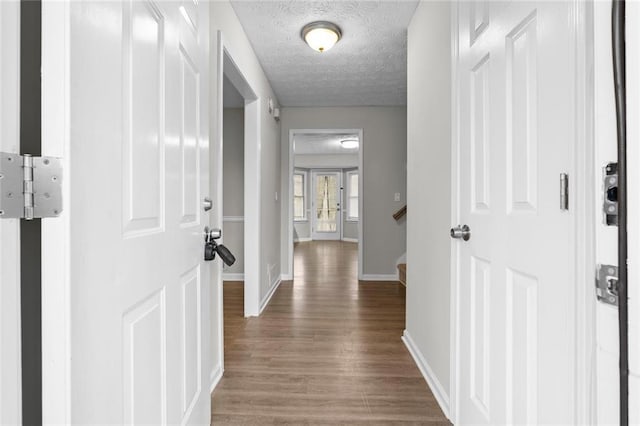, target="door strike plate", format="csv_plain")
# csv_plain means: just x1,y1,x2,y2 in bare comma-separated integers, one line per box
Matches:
596,264,619,306
603,163,618,226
